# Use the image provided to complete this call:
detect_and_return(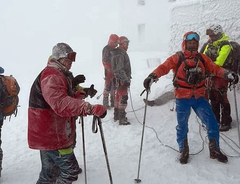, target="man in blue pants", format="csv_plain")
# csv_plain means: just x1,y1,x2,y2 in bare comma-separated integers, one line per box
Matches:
143,32,239,164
